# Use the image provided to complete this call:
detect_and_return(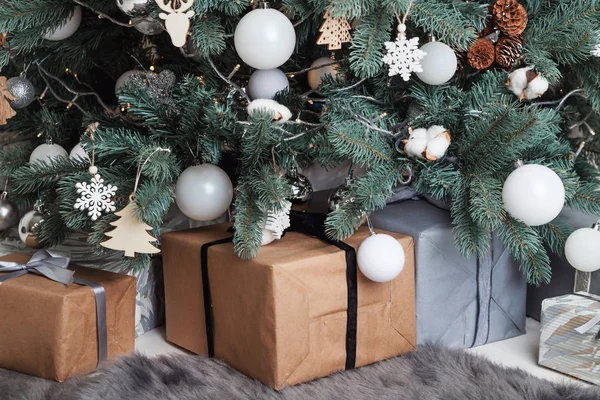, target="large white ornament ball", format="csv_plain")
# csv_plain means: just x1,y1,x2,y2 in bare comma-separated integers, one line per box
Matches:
69,142,89,162
29,143,68,166
308,57,339,91
43,6,82,41
247,69,289,100
565,228,600,272
415,41,457,85
502,164,565,226
357,233,405,283
175,164,234,221
234,9,296,70
115,70,143,93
